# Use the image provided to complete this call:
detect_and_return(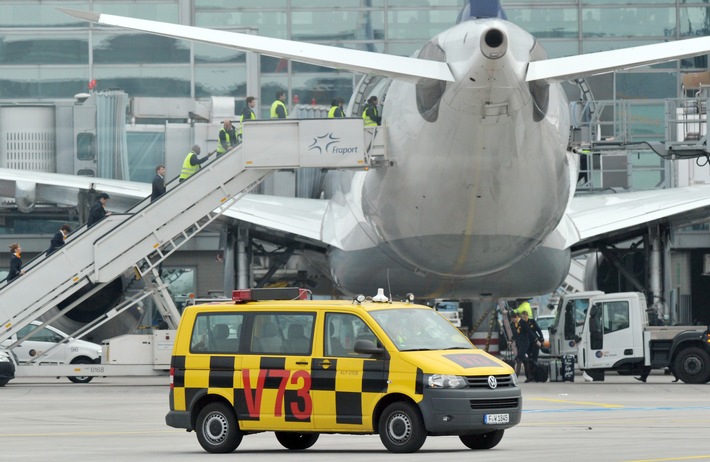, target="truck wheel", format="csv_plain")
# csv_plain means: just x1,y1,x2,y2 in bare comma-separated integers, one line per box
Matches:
673,347,710,384
459,430,505,449
195,402,243,453
379,401,427,453
274,432,319,450
68,357,93,384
